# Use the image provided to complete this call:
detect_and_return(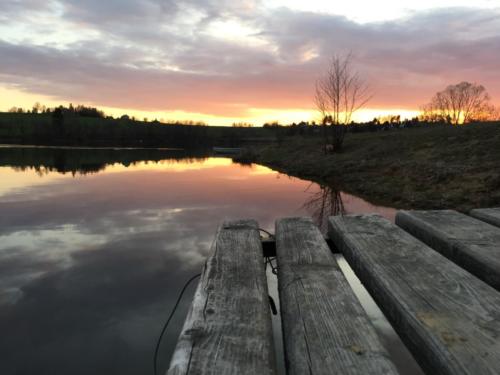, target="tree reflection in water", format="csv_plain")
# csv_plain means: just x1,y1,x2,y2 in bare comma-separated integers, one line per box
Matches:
0,146,209,176
303,183,345,232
